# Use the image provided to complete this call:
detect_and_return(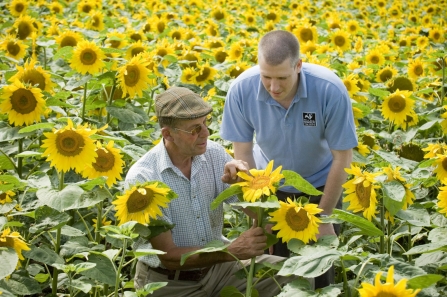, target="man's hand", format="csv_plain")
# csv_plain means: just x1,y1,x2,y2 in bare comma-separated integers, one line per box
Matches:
221,159,249,184
316,223,336,239
227,226,267,260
